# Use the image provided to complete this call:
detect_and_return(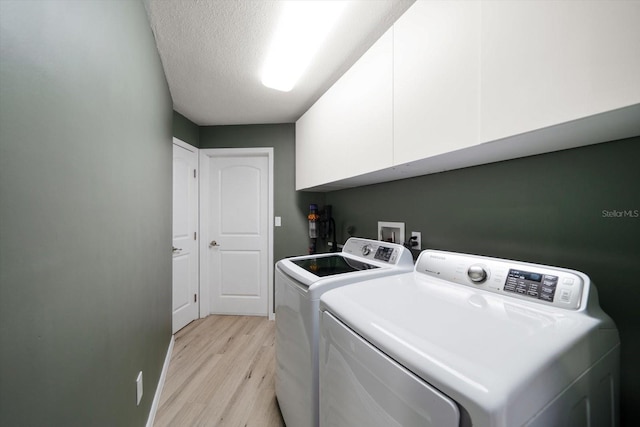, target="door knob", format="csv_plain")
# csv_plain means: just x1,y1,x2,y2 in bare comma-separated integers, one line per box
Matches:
172,246,182,253
209,240,220,248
